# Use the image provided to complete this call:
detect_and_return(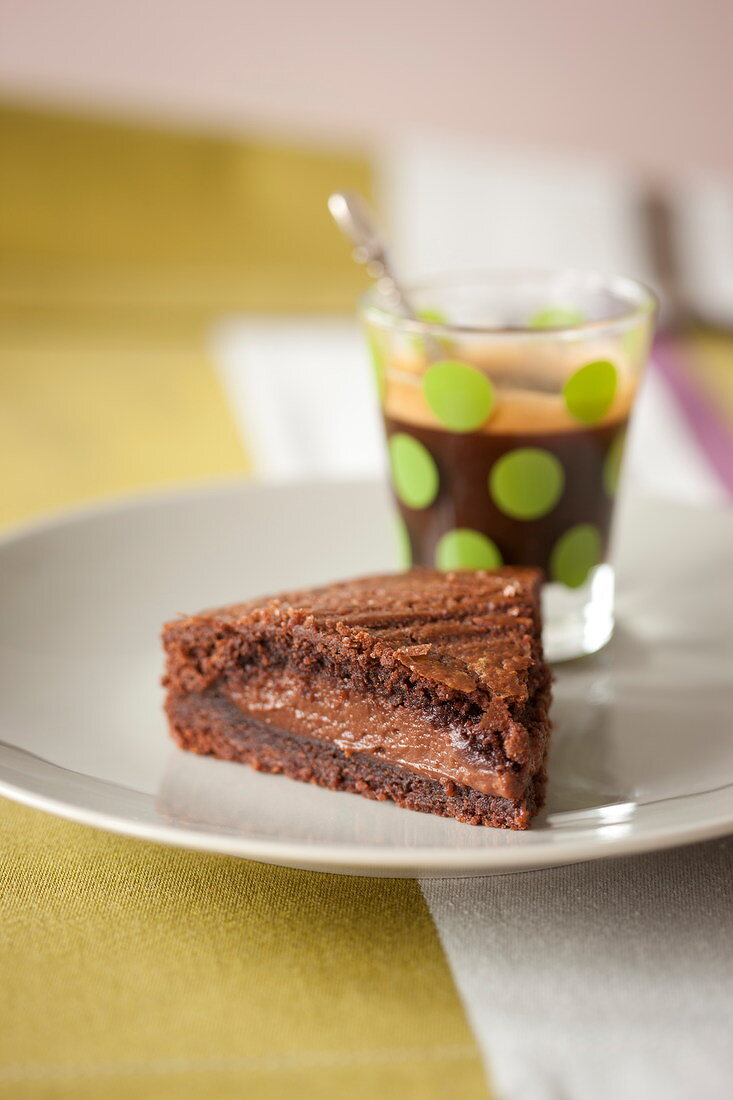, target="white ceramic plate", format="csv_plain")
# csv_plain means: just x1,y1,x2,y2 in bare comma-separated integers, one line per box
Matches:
0,481,731,876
